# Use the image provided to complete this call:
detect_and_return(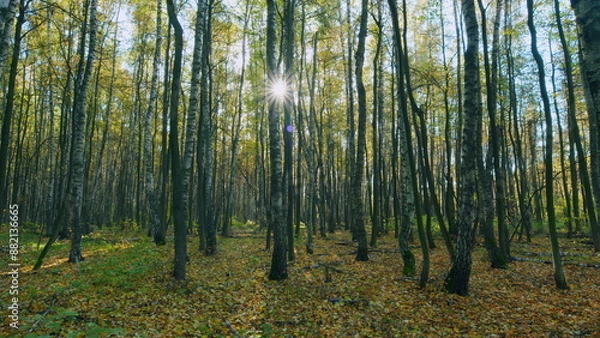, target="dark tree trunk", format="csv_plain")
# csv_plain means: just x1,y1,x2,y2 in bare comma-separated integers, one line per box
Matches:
266,0,288,281
146,0,165,246
283,0,295,261
344,0,355,235
370,2,383,248
527,0,569,289
160,21,172,243
0,0,17,74
0,0,25,215
69,0,97,264
505,3,533,242
184,0,207,236
445,0,482,296
198,0,216,256
351,0,369,262
571,0,600,252
166,0,187,281
478,0,508,268
388,0,430,287
305,32,319,255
